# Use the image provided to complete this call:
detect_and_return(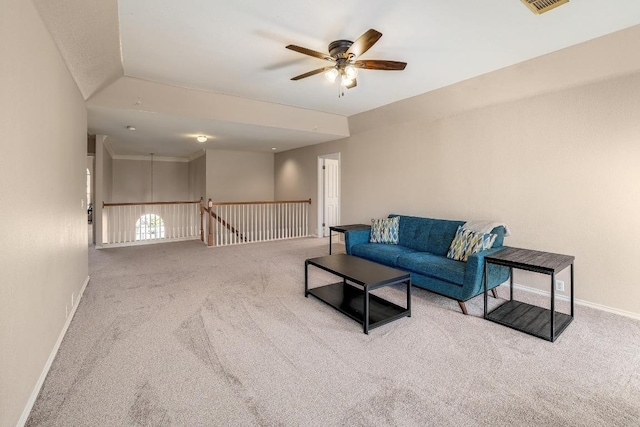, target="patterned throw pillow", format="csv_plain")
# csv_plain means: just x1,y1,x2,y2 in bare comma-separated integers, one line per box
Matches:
370,216,400,244
446,226,497,262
